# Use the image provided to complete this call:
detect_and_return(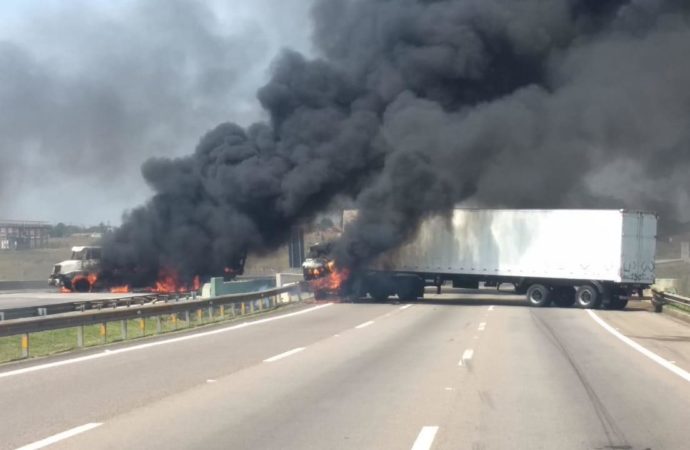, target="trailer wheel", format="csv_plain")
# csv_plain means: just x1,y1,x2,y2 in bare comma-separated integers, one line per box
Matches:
526,284,551,307
576,284,600,308
552,286,576,307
